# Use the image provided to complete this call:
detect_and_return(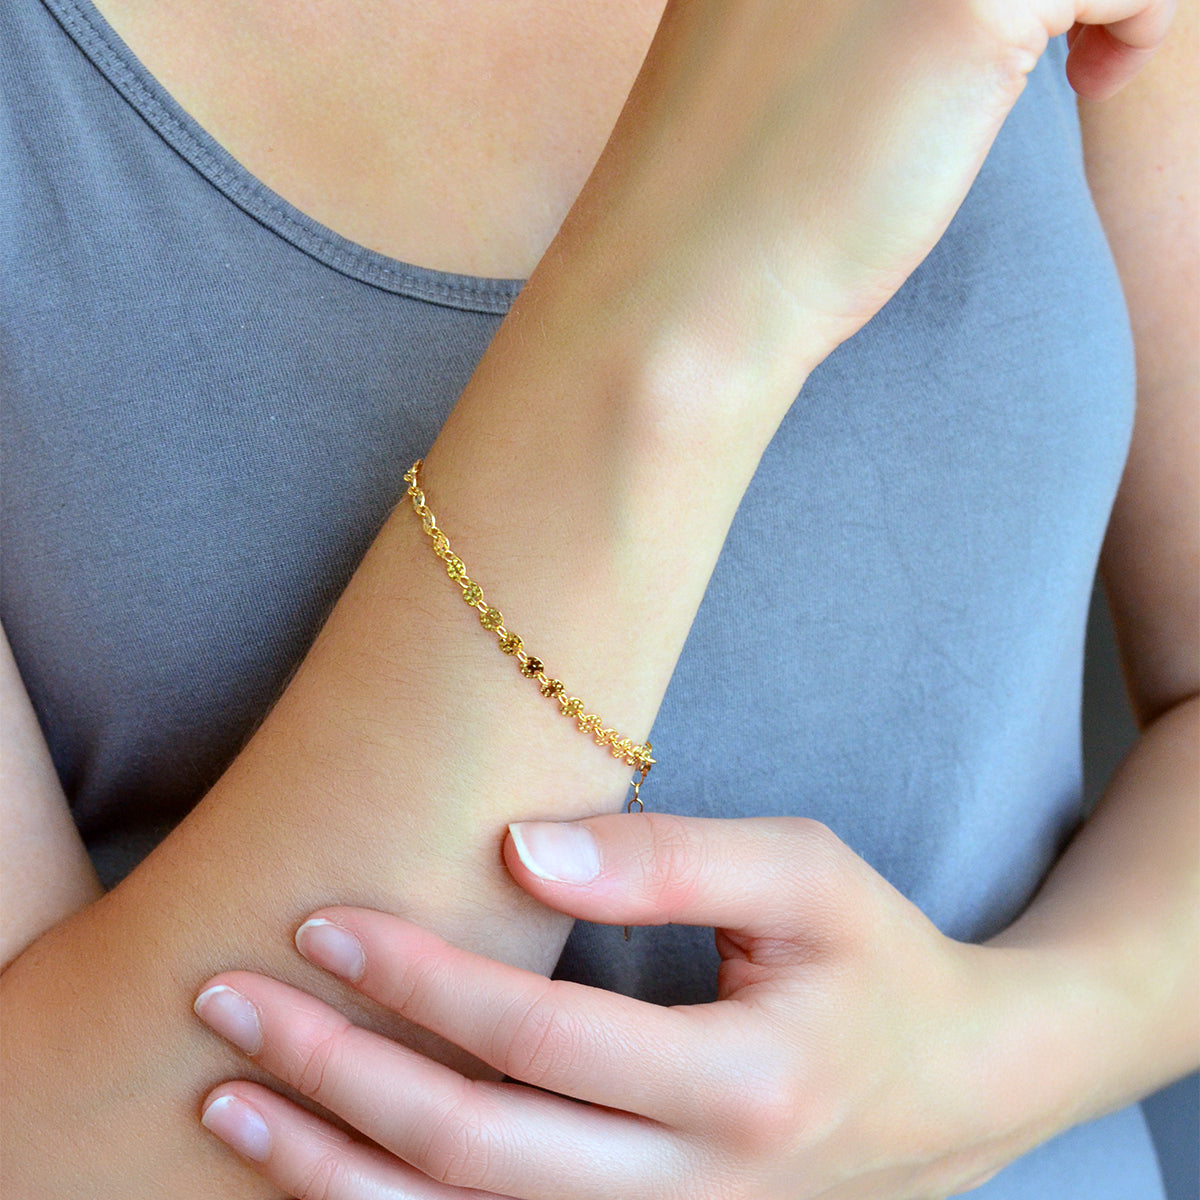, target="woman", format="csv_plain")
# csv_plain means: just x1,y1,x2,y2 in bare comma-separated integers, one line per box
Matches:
1,0,1195,1196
